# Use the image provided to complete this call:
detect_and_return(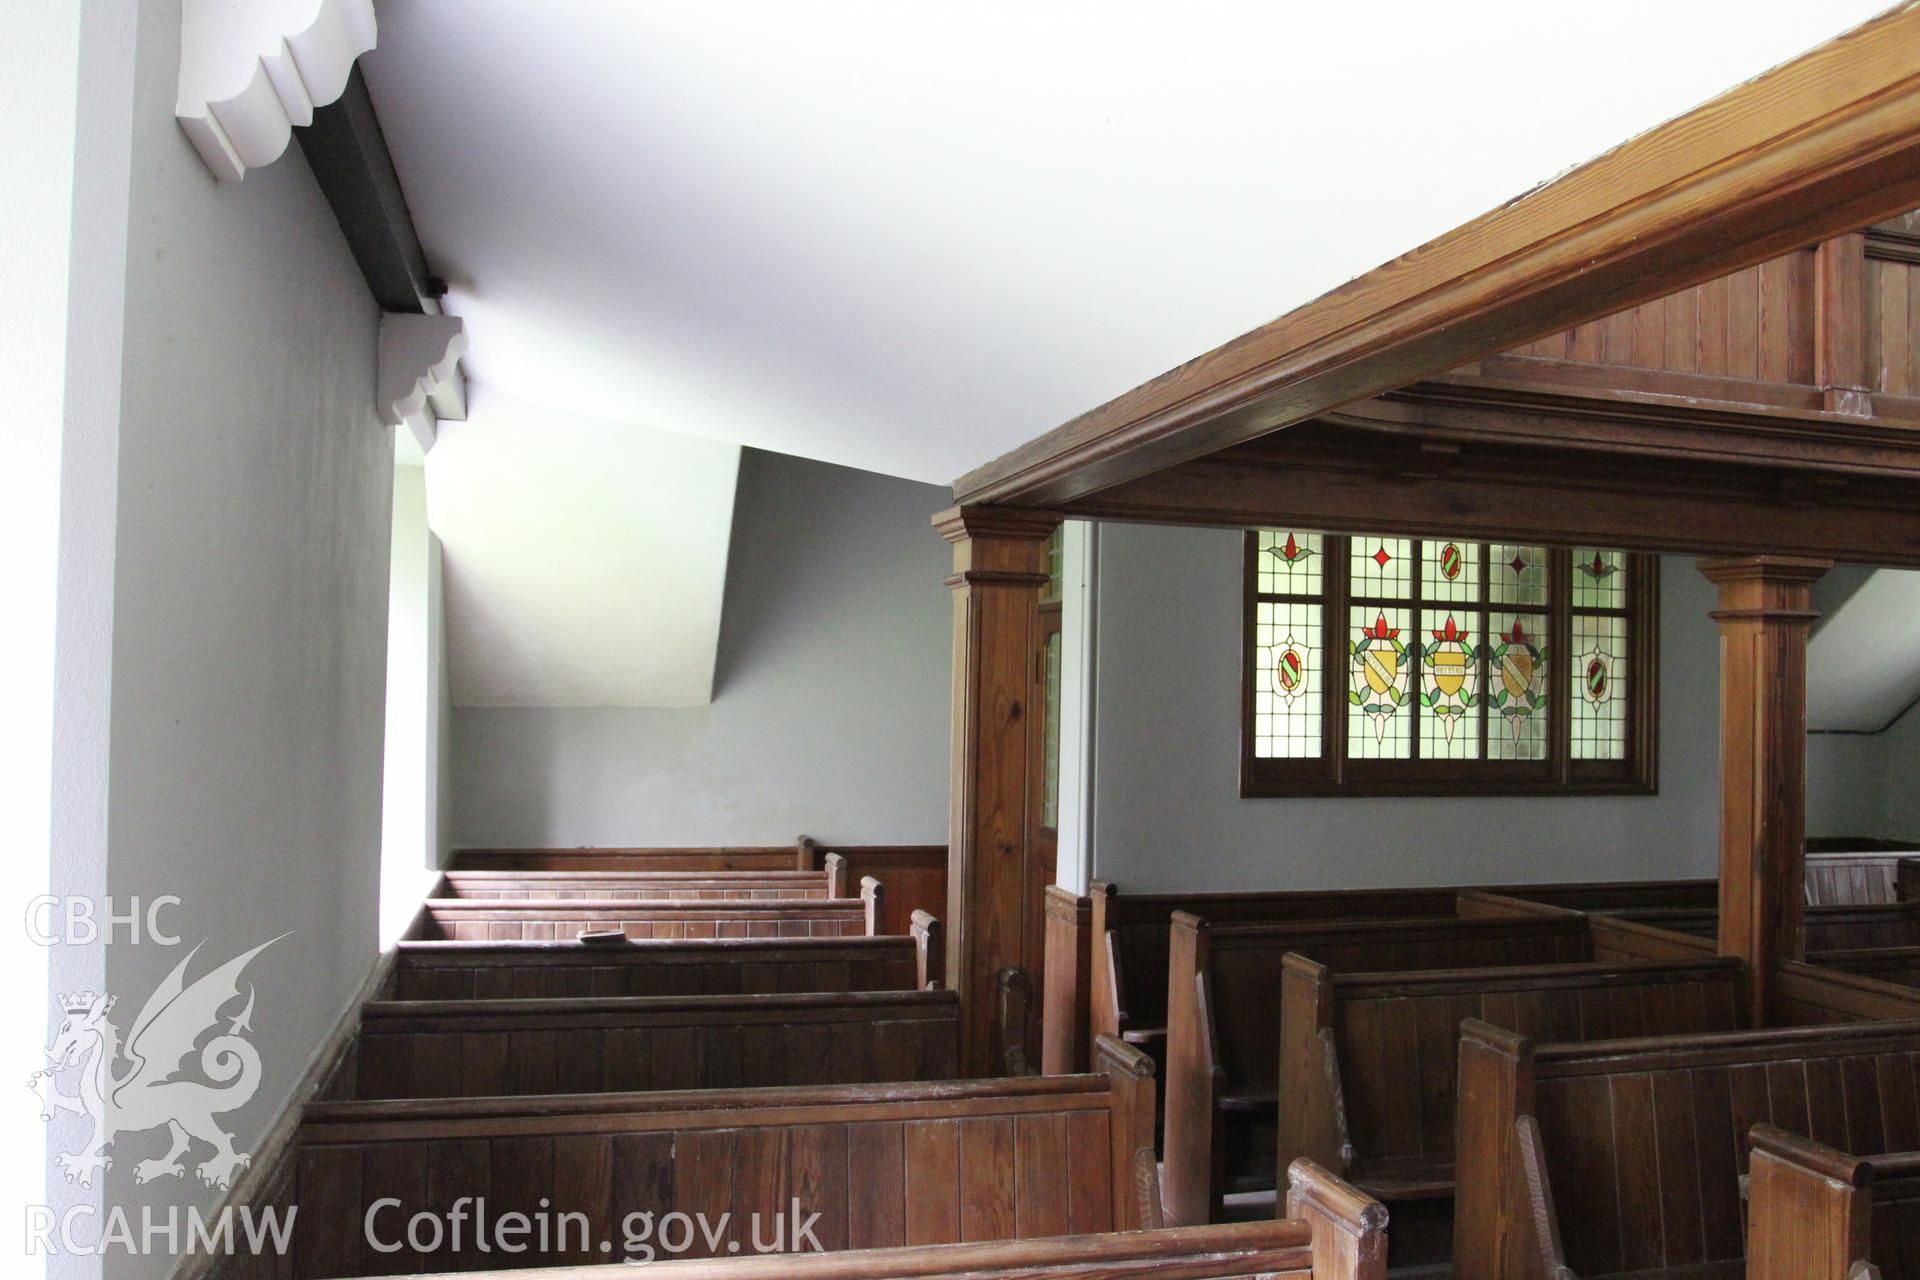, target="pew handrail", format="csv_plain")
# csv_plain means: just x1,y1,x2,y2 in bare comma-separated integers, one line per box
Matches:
910,909,944,988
